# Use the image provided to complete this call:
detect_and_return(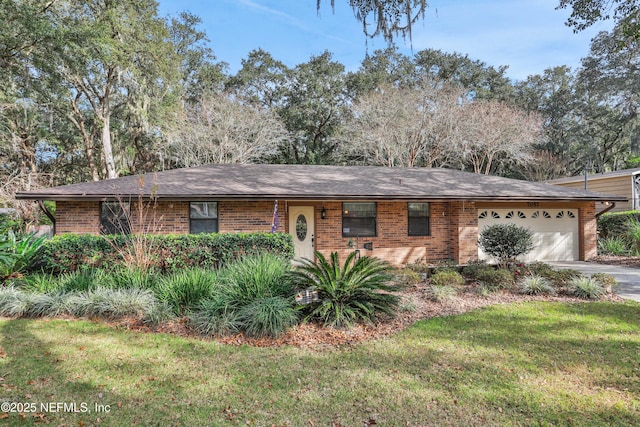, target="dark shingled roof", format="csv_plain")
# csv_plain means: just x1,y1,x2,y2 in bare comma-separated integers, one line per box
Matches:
15,164,627,202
